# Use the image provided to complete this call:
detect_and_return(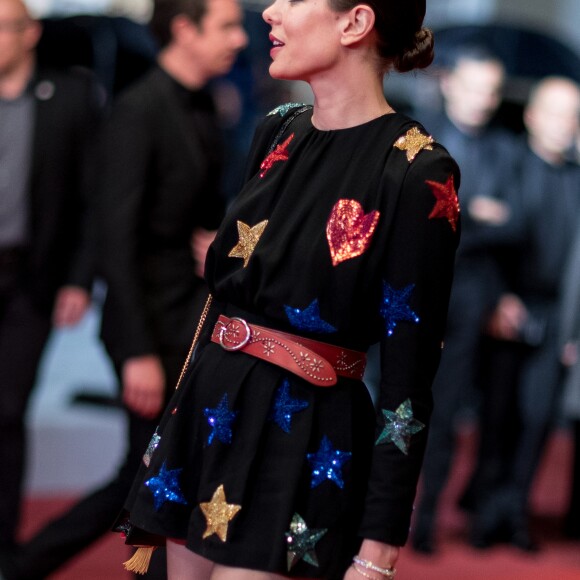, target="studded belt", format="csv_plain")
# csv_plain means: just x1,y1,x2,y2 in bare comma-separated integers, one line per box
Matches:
210,315,366,386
